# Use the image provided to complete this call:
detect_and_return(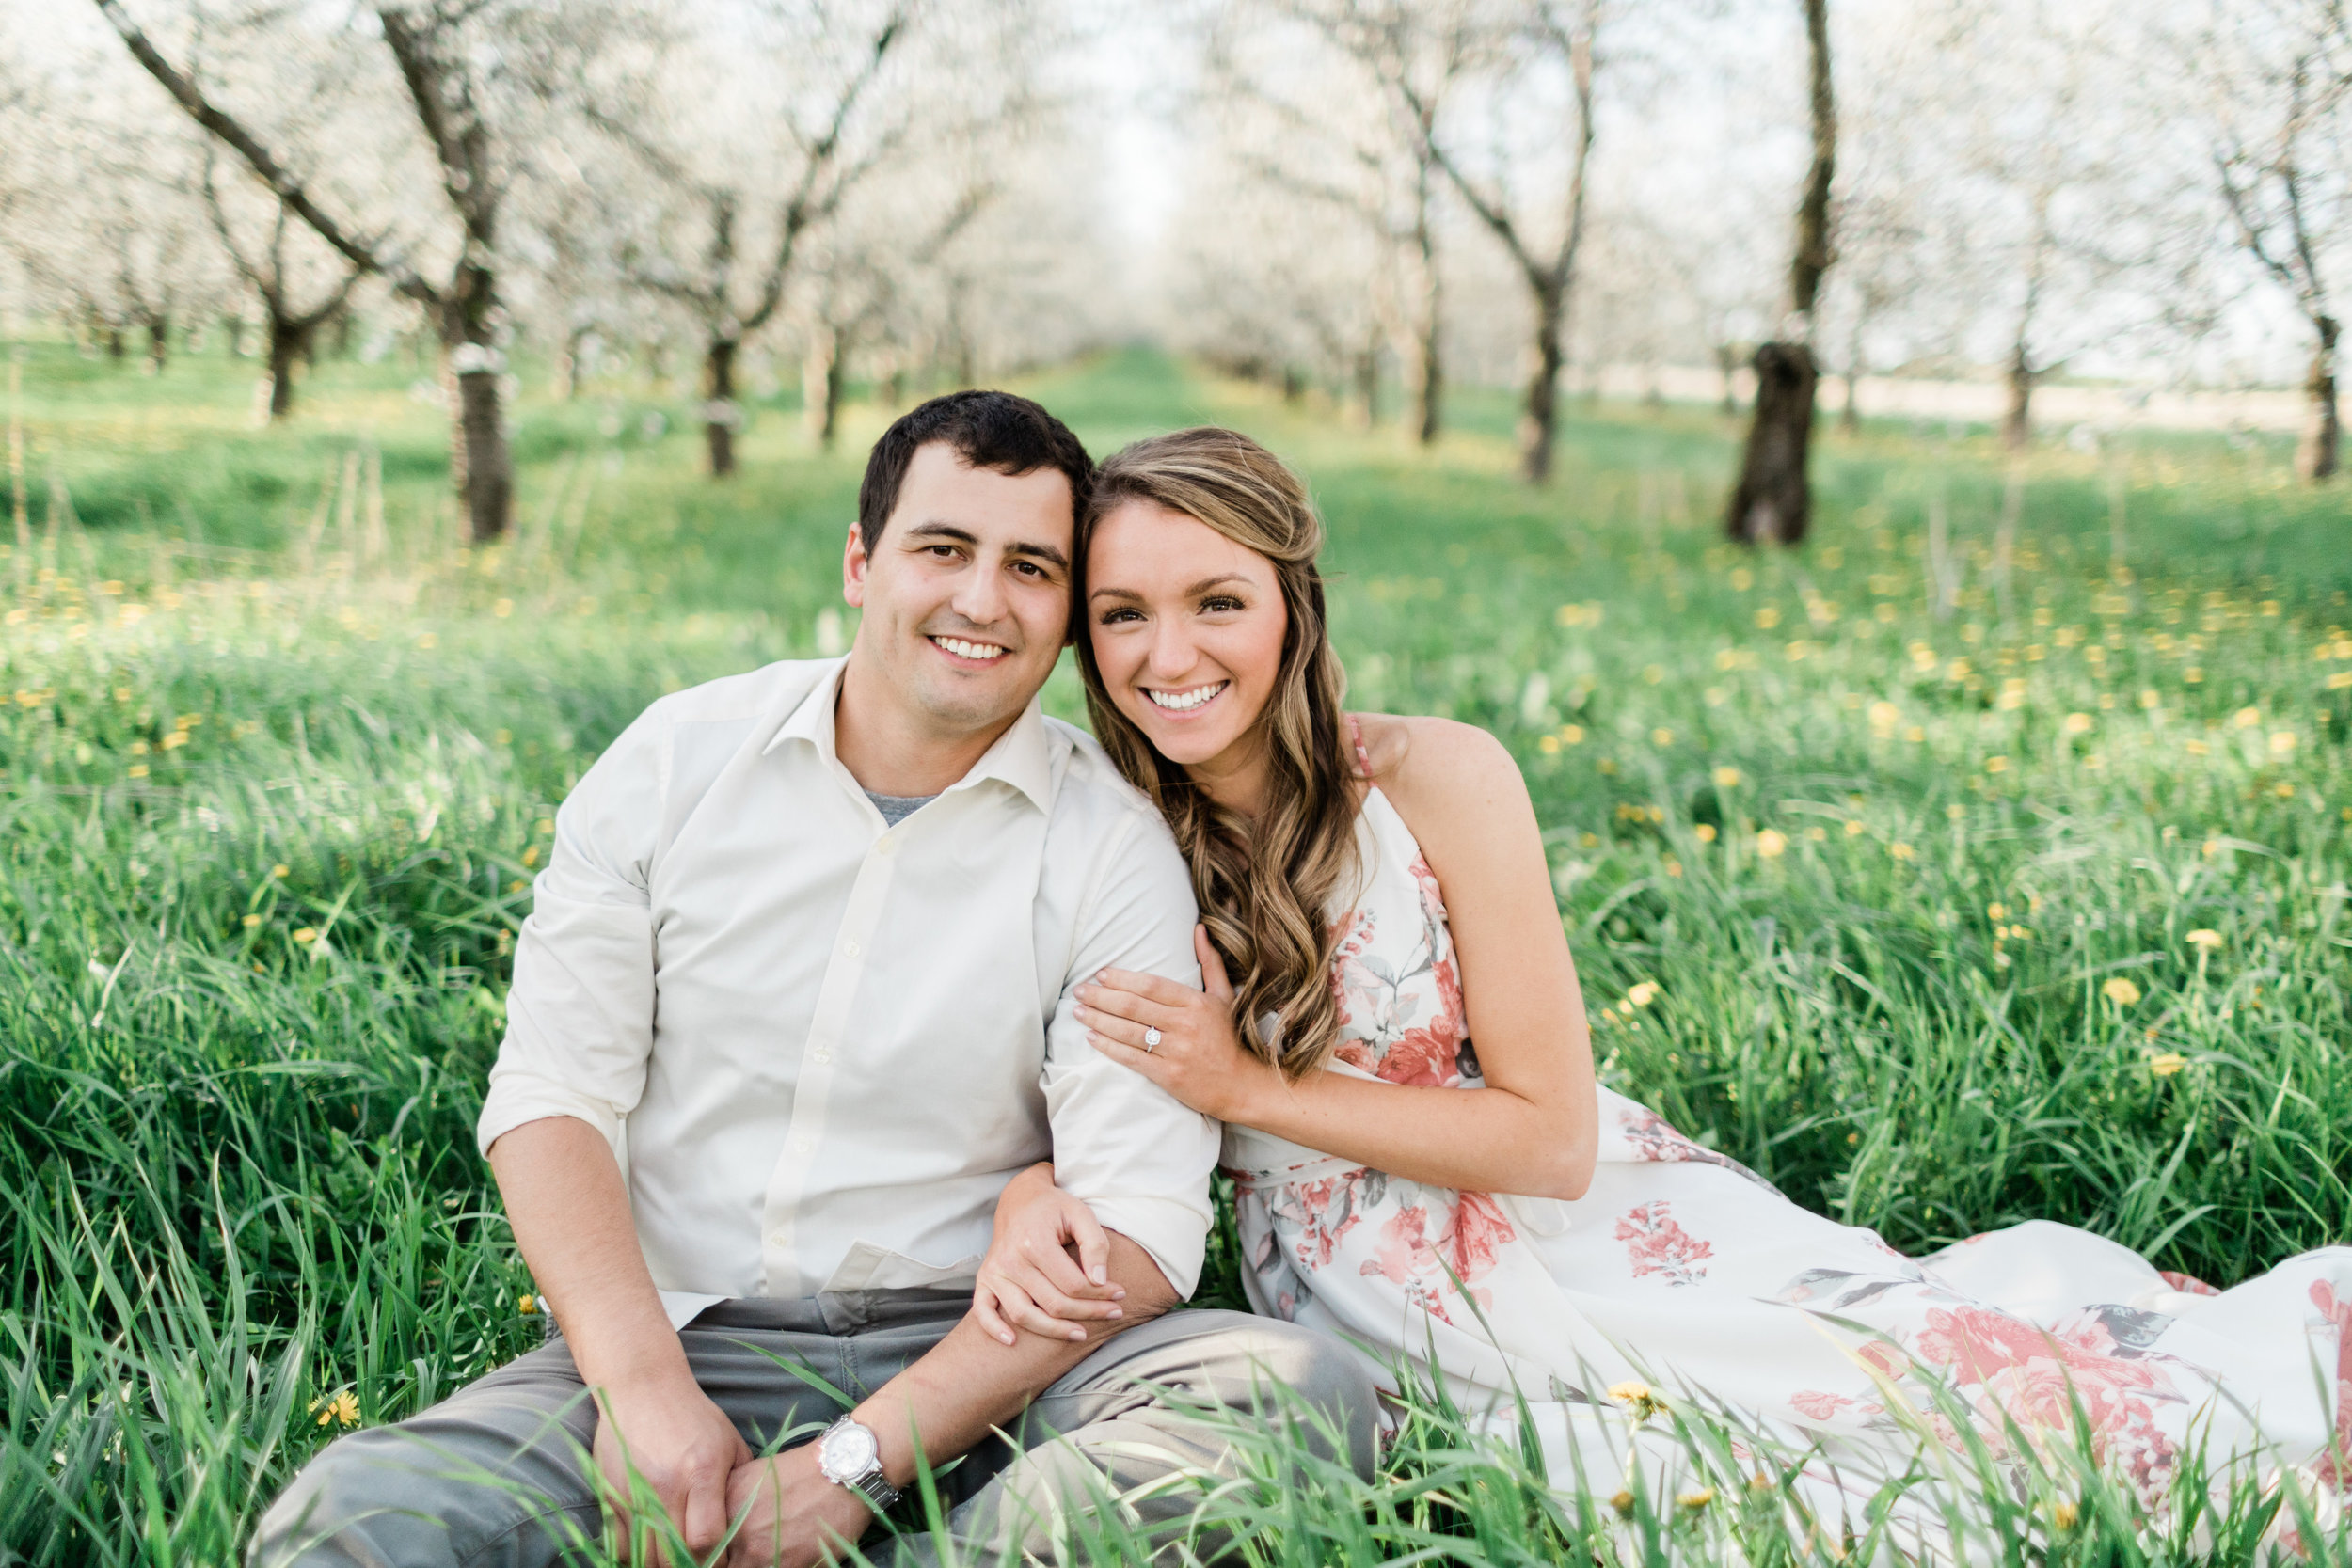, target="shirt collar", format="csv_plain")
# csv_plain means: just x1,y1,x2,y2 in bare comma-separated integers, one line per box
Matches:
763,656,1054,815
